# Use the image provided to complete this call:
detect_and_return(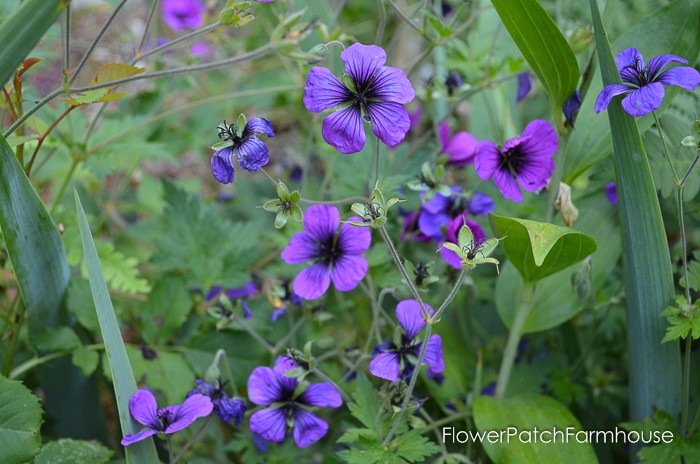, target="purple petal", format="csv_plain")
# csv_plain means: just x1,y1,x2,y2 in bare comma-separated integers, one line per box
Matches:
656,67,700,91
250,408,287,443
281,231,318,264
423,334,445,374
563,90,582,128
192,379,216,397
516,157,555,192
408,108,422,131
369,352,400,382
469,192,494,216
422,189,454,214
396,300,433,339
244,118,275,138
215,397,247,426
594,84,632,114
303,205,339,242
226,282,258,299
605,182,618,206
205,286,223,301
273,355,300,387
366,101,411,147
270,307,287,322
444,131,477,166
439,247,462,270
304,67,350,112
337,221,371,254
341,43,387,88
247,366,282,405
330,255,368,292
293,410,329,448
165,394,213,434
237,137,269,172
438,122,451,150
621,83,664,117
515,72,531,104
322,105,366,154
493,168,523,202
519,120,558,158
121,428,158,446
162,0,206,31
615,47,643,73
241,300,253,319
211,147,235,184
129,390,159,429
299,382,343,408
647,54,688,80
370,66,415,104
474,140,501,180
293,263,331,300
417,210,450,242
